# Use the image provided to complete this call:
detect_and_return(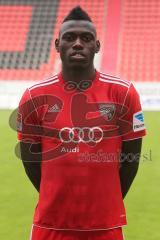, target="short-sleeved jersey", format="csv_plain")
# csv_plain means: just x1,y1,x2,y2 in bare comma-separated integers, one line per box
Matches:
17,70,146,231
